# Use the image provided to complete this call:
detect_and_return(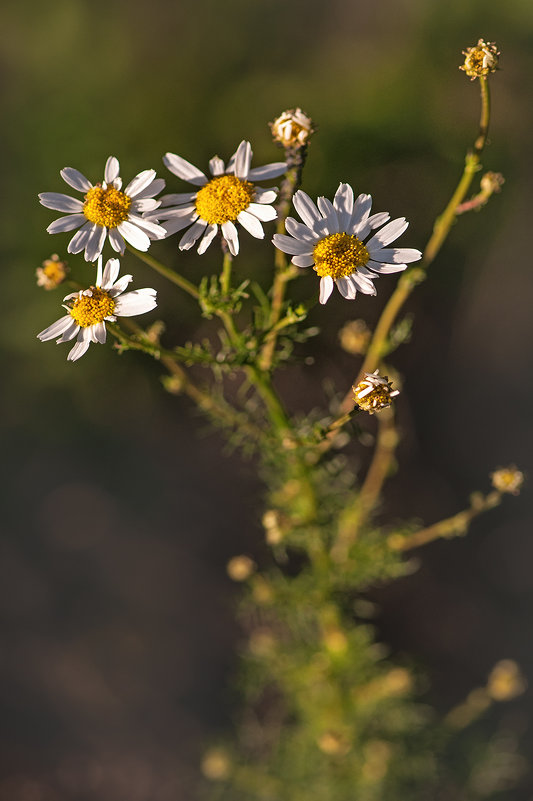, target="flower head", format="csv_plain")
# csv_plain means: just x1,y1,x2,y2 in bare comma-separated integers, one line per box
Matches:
270,108,314,148
353,370,399,413
36,254,69,290
37,257,157,361
39,157,166,262
147,141,286,256
460,39,500,79
273,184,421,304
490,466,524,495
